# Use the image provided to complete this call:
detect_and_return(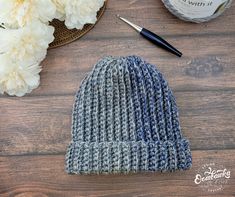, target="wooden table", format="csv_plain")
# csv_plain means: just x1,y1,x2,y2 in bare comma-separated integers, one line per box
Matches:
1,0,235,196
